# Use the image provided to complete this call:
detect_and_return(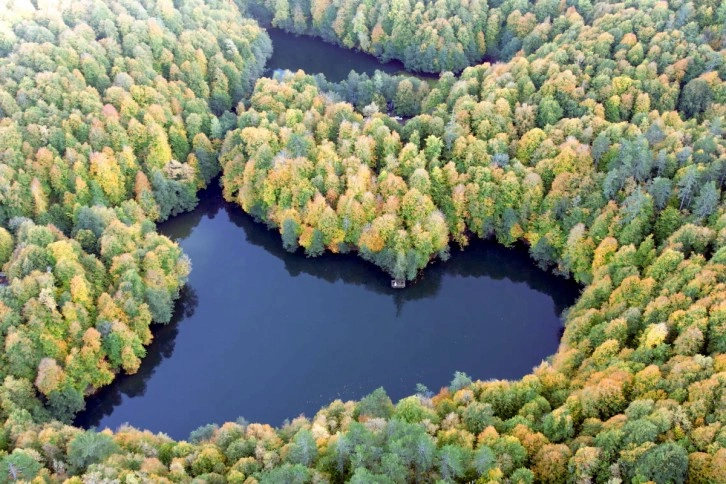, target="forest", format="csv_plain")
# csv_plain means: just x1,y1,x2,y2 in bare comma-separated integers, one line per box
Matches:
0,0,724,481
